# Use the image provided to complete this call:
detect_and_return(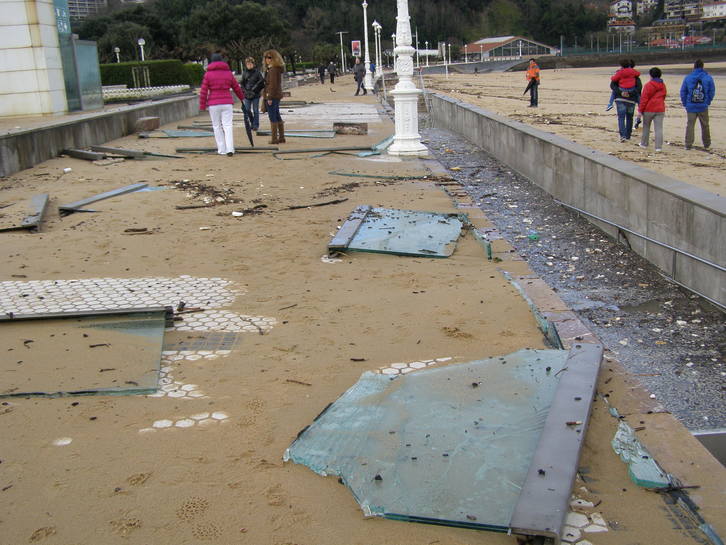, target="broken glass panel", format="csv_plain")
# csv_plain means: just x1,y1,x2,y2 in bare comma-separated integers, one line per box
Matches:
329,206,466,257
0,310,165,398
285,349,570,532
